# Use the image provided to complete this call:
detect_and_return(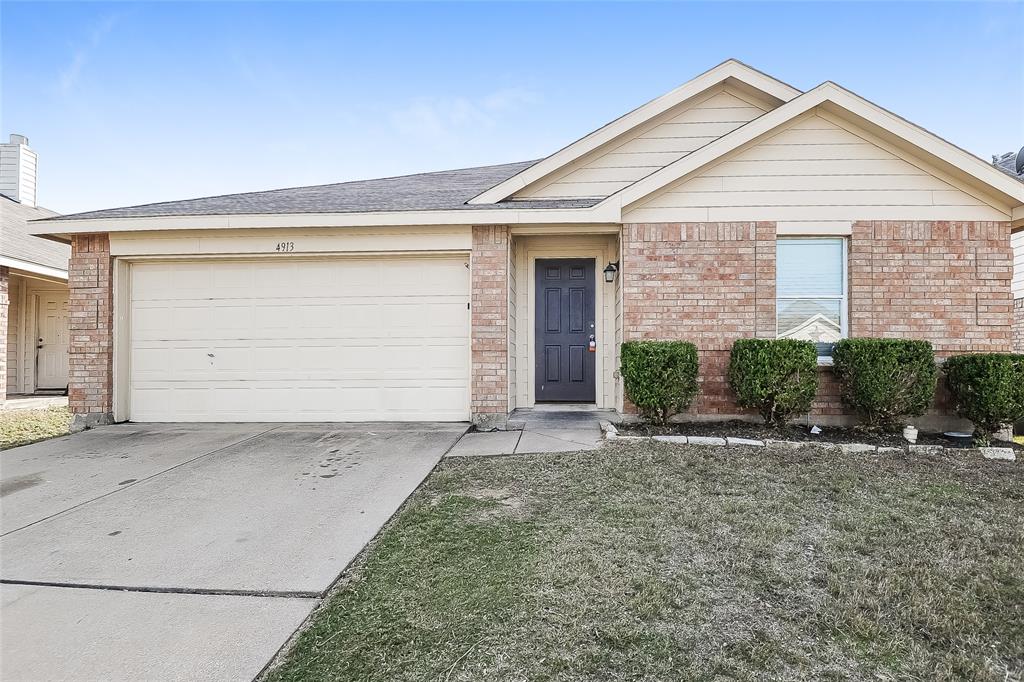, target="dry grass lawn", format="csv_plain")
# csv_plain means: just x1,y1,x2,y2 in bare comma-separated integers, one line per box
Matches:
0,407,71,450
265,443,1023,682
